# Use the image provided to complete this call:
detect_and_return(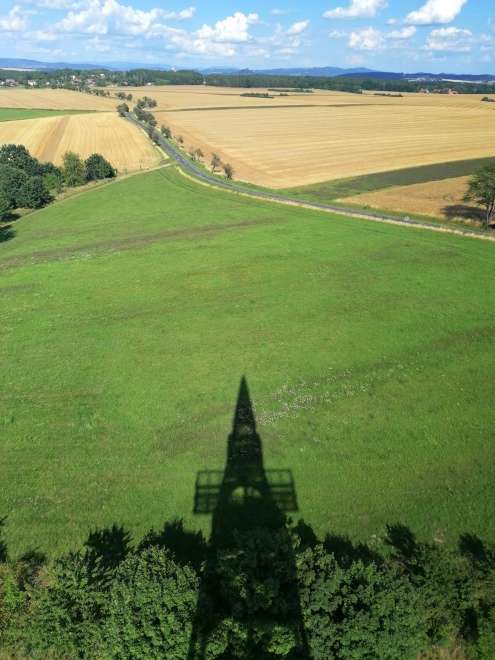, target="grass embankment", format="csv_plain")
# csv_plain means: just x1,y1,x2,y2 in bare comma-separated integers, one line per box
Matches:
1,166,494,558
0,108,94,122
284,157,495,203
